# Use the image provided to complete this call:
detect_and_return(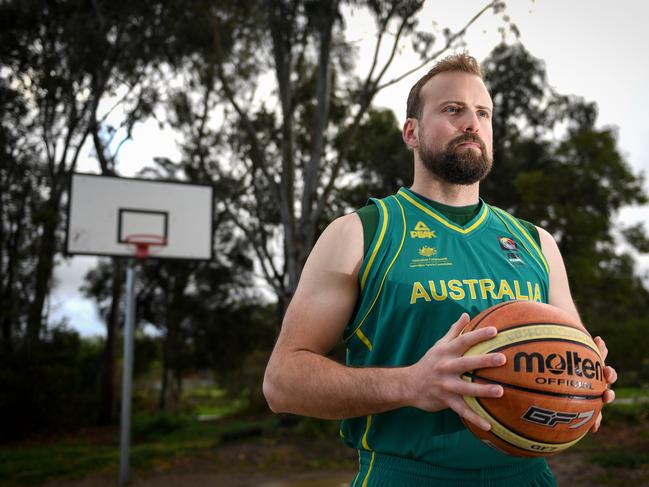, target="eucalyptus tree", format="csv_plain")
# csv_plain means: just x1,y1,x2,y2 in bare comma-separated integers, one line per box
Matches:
169,0,512,312
481,44,649,375
0,83,44,348
0,0,181,346
323,42,649,377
